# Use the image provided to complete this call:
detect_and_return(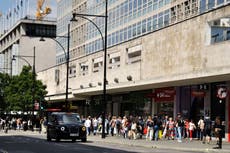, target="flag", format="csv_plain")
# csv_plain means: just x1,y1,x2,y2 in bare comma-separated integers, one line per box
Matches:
17,0,20,10
9,9,12,17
